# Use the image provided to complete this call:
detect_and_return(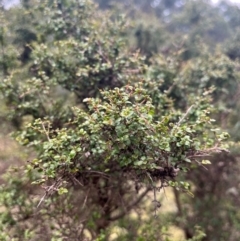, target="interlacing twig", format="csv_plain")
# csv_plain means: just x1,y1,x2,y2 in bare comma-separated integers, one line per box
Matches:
37,177,62,208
